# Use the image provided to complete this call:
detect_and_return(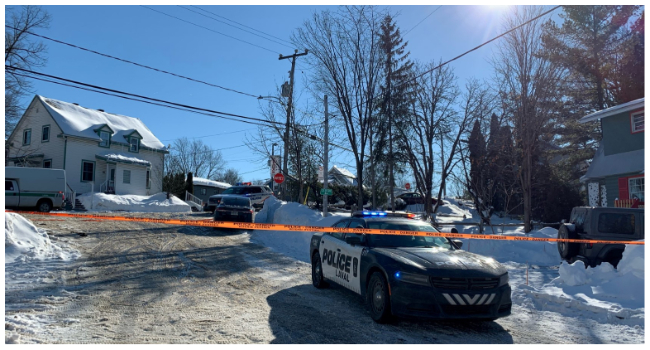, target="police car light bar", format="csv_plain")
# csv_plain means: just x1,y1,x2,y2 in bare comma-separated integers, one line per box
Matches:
353,211,416,219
